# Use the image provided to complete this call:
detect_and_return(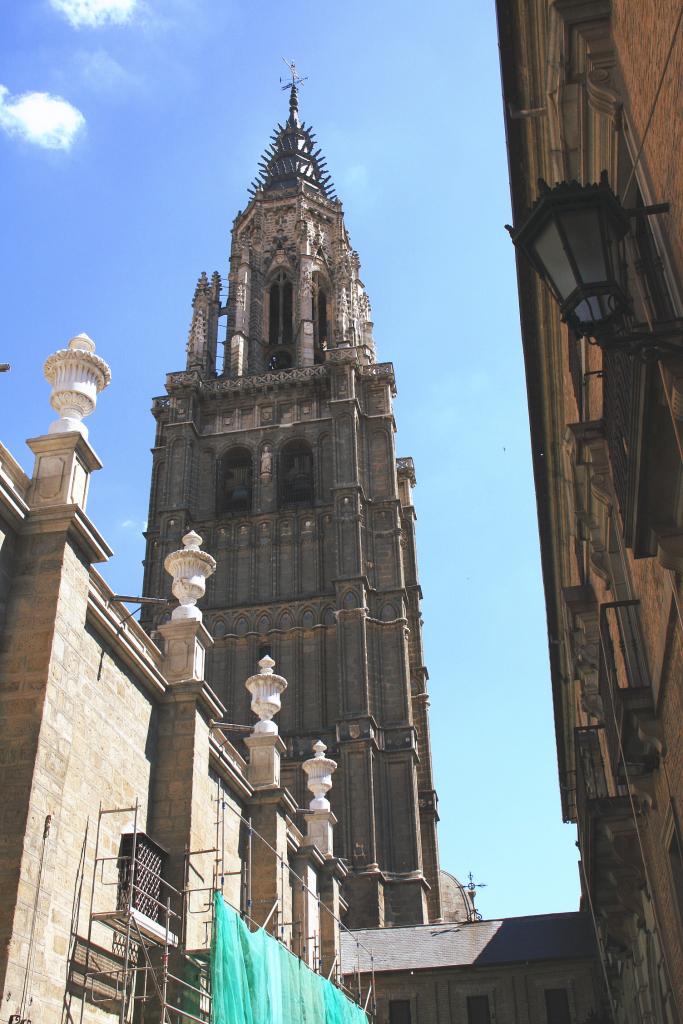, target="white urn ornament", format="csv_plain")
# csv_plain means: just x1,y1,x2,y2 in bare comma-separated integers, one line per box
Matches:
164,531,216,621
302,740,337,811
43,334,111,439
245,655,288,734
